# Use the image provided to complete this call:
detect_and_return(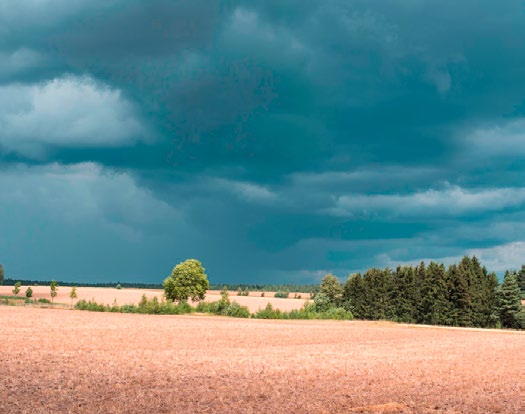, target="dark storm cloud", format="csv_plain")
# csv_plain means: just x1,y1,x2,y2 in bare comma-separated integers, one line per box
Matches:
1,1,525,282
